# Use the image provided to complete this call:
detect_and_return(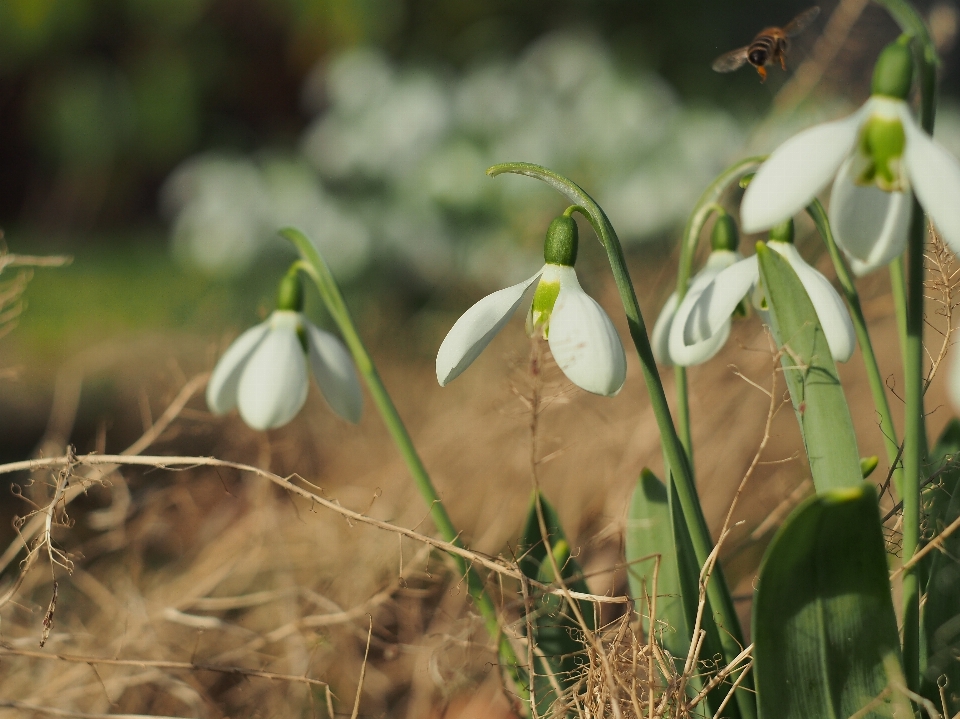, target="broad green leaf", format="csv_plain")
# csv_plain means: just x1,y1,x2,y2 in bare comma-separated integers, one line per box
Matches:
627,469,739,718
626,469,688,658
516,492,592,716
669,477,743,719
756,243,862,493
753,484,911,719
921,422,960,712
